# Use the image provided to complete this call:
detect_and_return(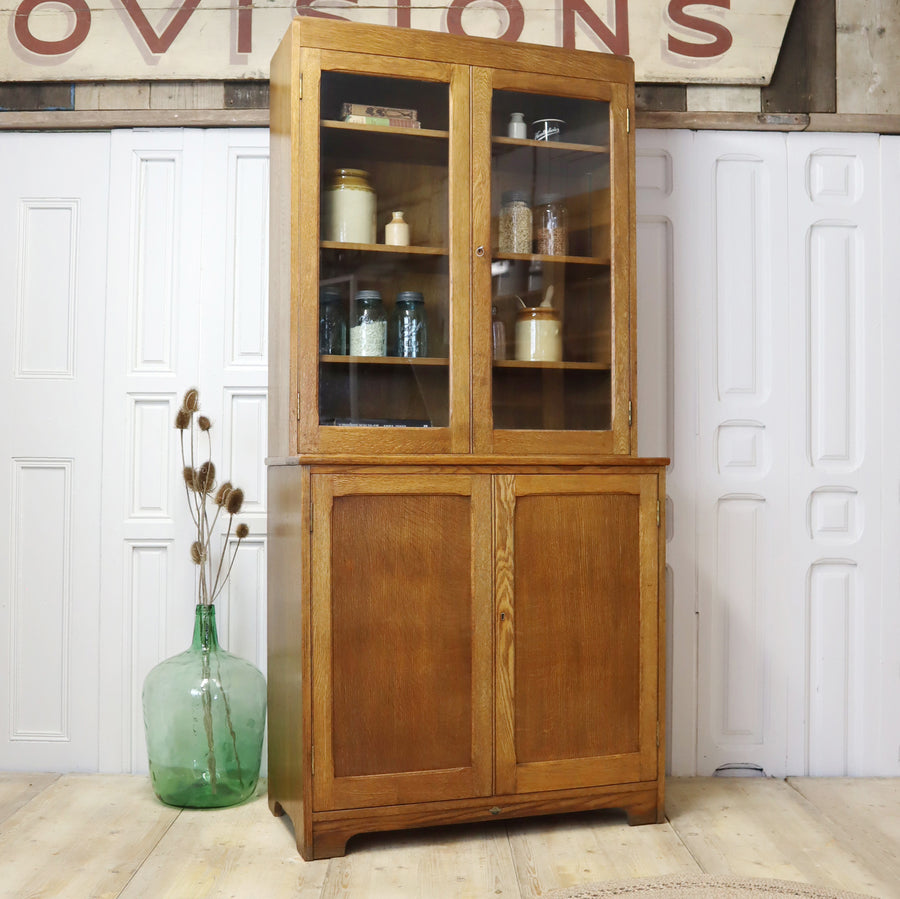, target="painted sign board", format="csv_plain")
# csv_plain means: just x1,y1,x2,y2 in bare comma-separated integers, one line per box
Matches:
1,0,797,84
